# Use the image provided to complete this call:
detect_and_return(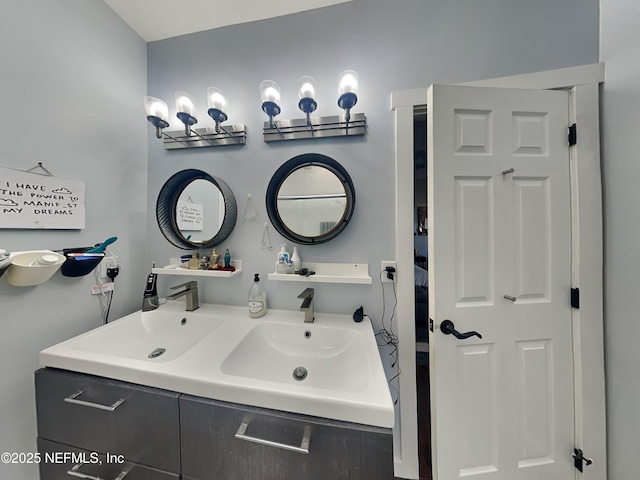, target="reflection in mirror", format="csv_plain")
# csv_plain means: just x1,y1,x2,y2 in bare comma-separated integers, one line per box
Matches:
176,179,225,243
266,153,355,245
157,169,237,249
277,166,347,237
